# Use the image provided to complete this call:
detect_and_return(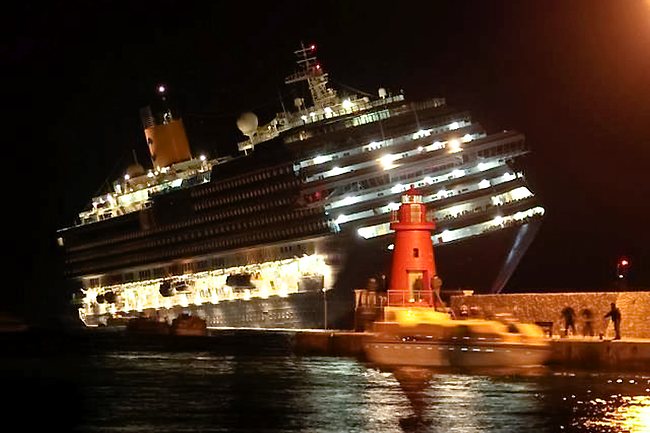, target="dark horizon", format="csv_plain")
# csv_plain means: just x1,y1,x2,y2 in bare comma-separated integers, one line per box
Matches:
6,1,650,324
